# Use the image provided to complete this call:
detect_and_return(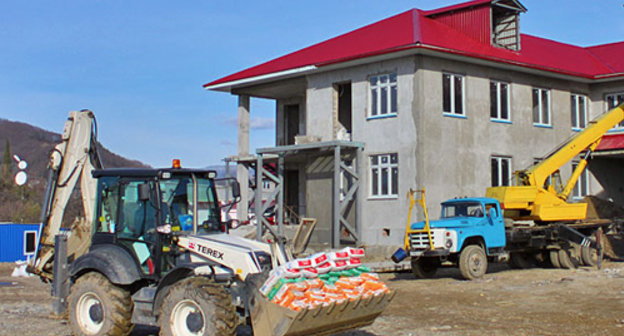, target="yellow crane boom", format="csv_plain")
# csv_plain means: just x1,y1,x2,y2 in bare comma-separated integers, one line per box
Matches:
486,102,624,221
